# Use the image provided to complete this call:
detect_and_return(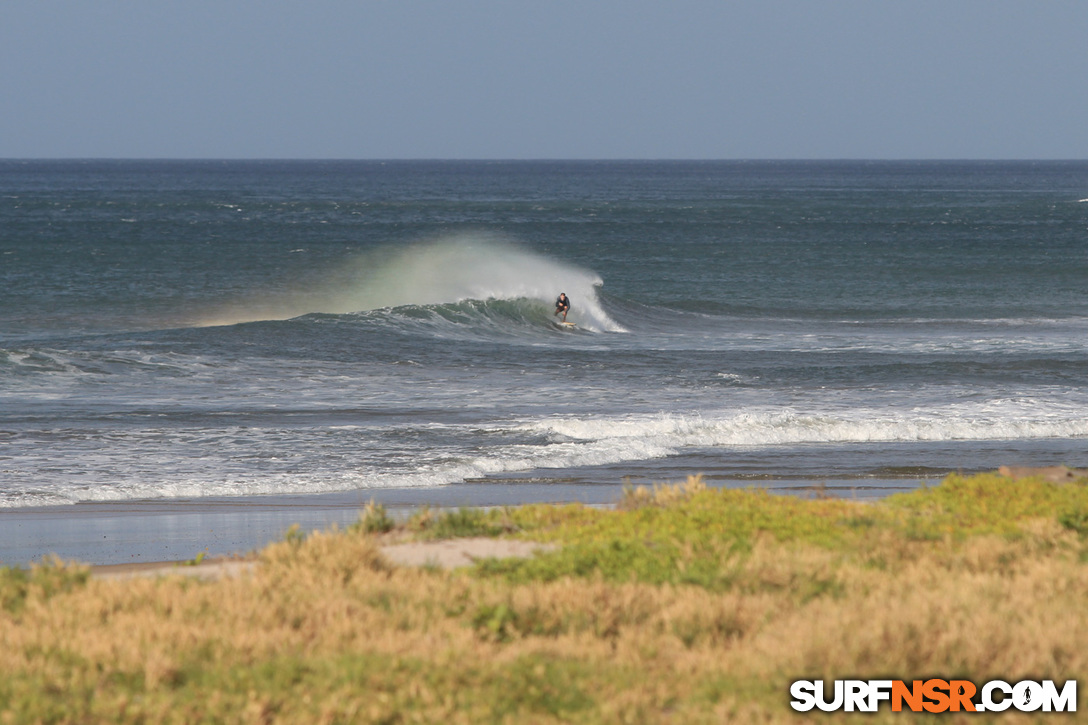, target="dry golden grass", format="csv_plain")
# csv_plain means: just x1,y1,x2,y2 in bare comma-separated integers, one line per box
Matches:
2,473,1087,723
